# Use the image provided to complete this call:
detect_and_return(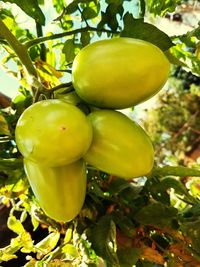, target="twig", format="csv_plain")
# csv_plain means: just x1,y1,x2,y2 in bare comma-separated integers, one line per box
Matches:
25,26,118,49
50,82,72,92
